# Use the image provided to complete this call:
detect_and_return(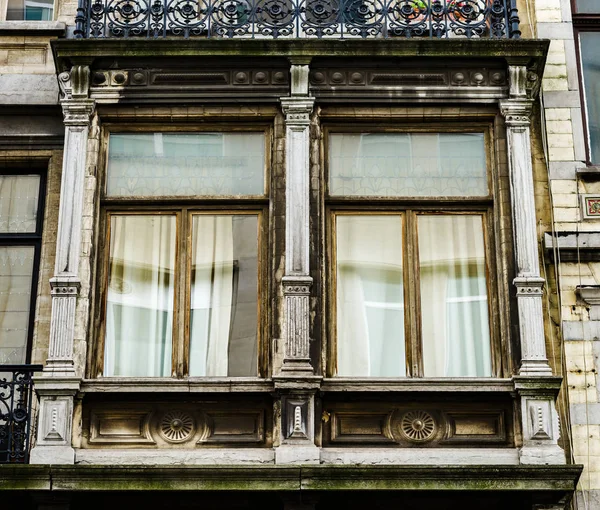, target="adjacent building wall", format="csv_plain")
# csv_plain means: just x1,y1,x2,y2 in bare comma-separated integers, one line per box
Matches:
532,0,600,506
